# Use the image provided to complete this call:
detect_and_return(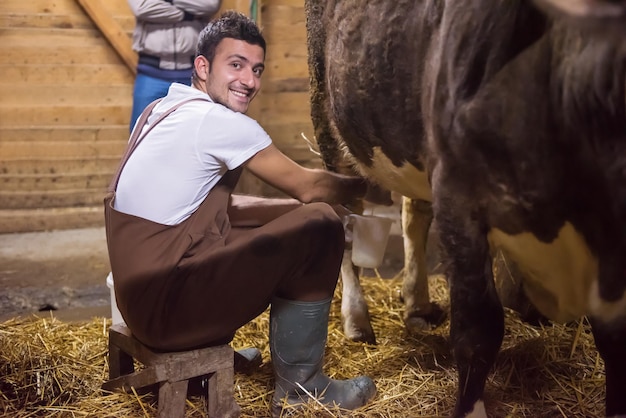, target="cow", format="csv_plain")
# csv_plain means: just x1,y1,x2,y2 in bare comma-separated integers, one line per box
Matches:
304,0,626,416
305,4,447,346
